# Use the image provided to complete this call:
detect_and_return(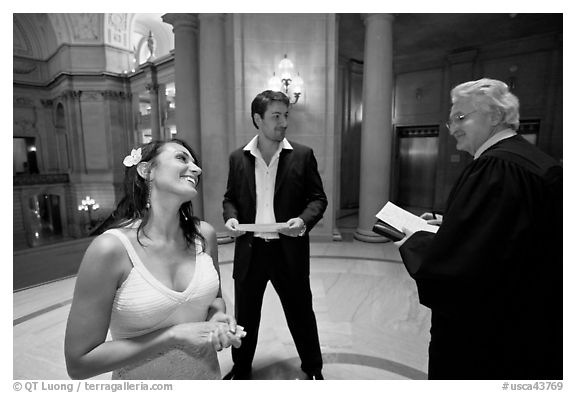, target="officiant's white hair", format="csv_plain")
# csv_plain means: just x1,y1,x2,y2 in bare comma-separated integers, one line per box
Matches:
451,78,520,131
